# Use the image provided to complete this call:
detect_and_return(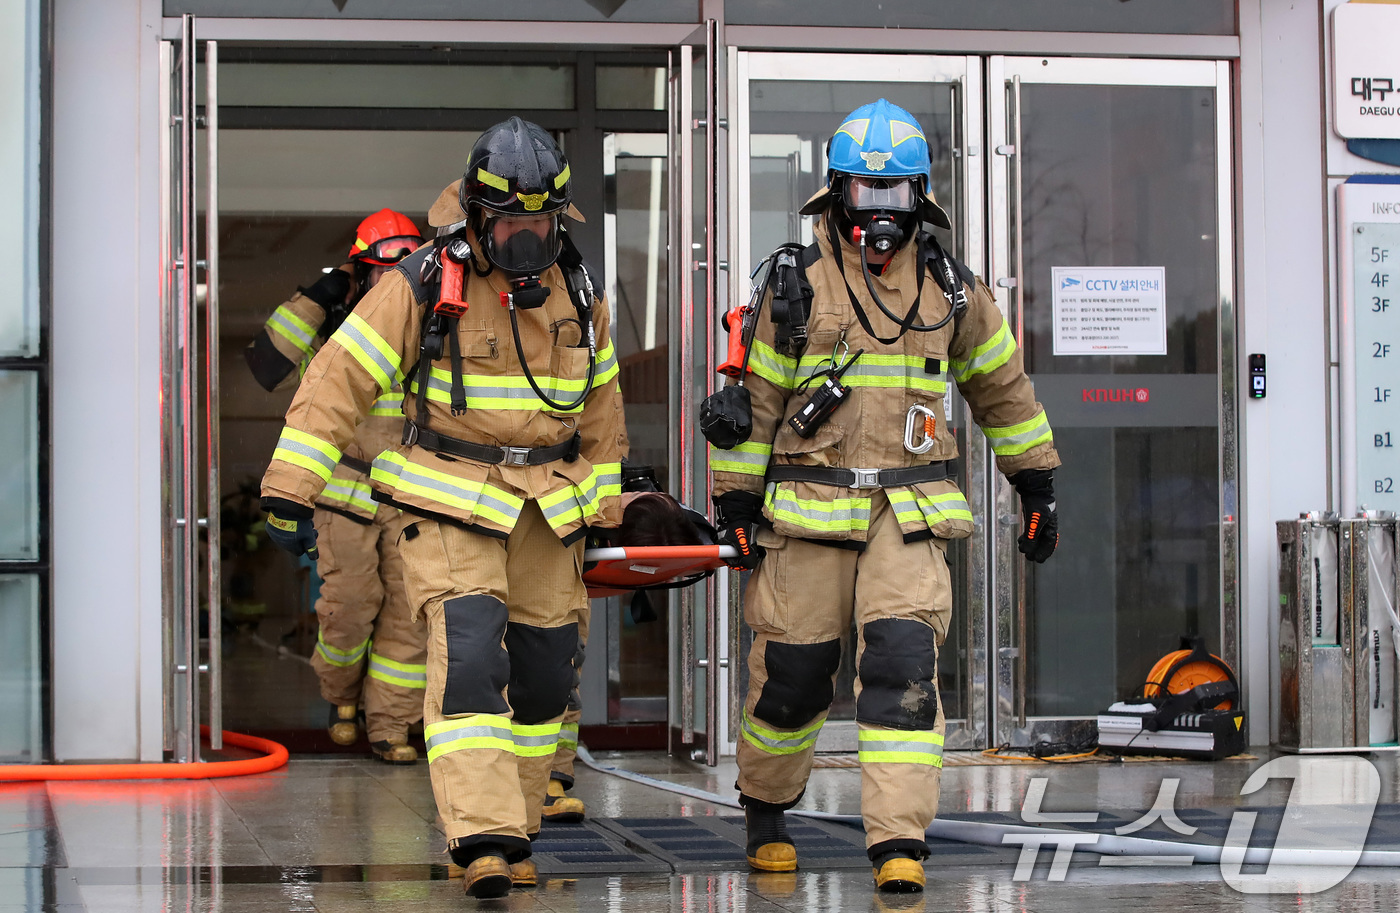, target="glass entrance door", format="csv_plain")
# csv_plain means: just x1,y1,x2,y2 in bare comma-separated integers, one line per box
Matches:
729,51,987,750
988,57,1237,745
